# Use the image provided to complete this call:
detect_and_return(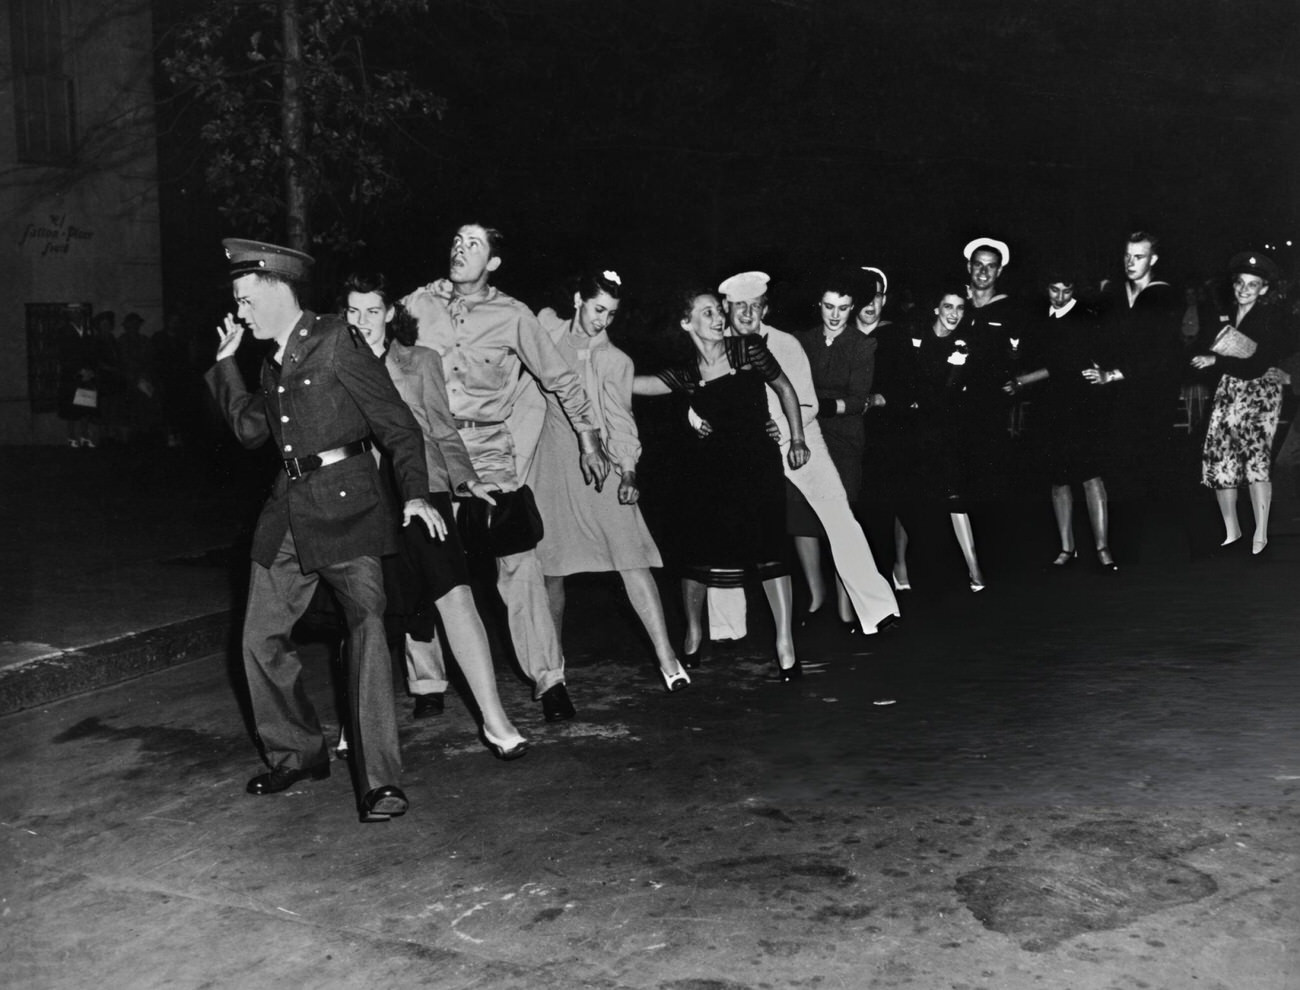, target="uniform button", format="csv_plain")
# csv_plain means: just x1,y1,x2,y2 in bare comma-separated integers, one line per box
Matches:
278,385,286,393
284,444,293,452
281,415,289,423
304,379,312,385
299,328,308,336
339,491,347,497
